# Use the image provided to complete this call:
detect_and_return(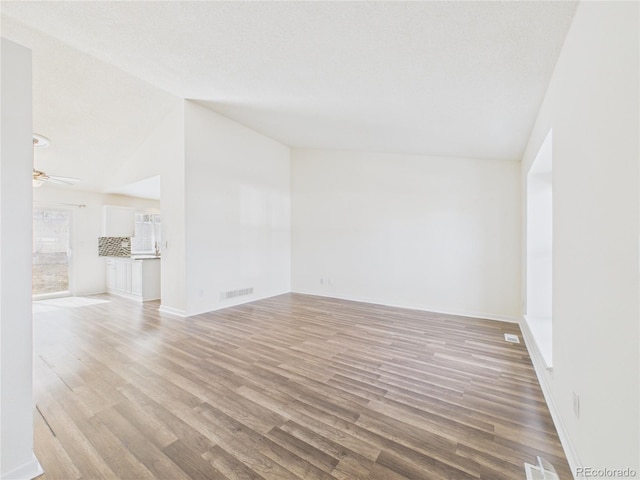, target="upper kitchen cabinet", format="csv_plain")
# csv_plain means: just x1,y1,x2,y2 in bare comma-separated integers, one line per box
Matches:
102,205,135,237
